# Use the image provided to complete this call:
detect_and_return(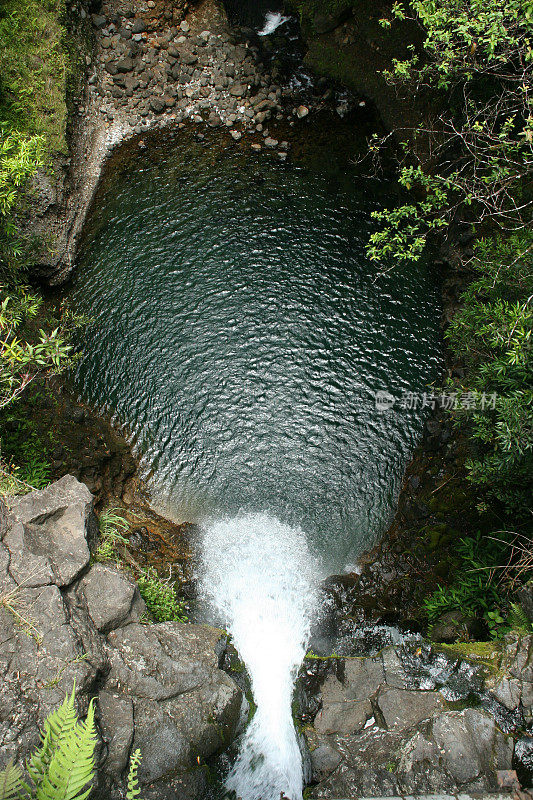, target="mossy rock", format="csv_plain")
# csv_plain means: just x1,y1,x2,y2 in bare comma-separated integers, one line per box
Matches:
422,523,462,551
436,641,503,677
